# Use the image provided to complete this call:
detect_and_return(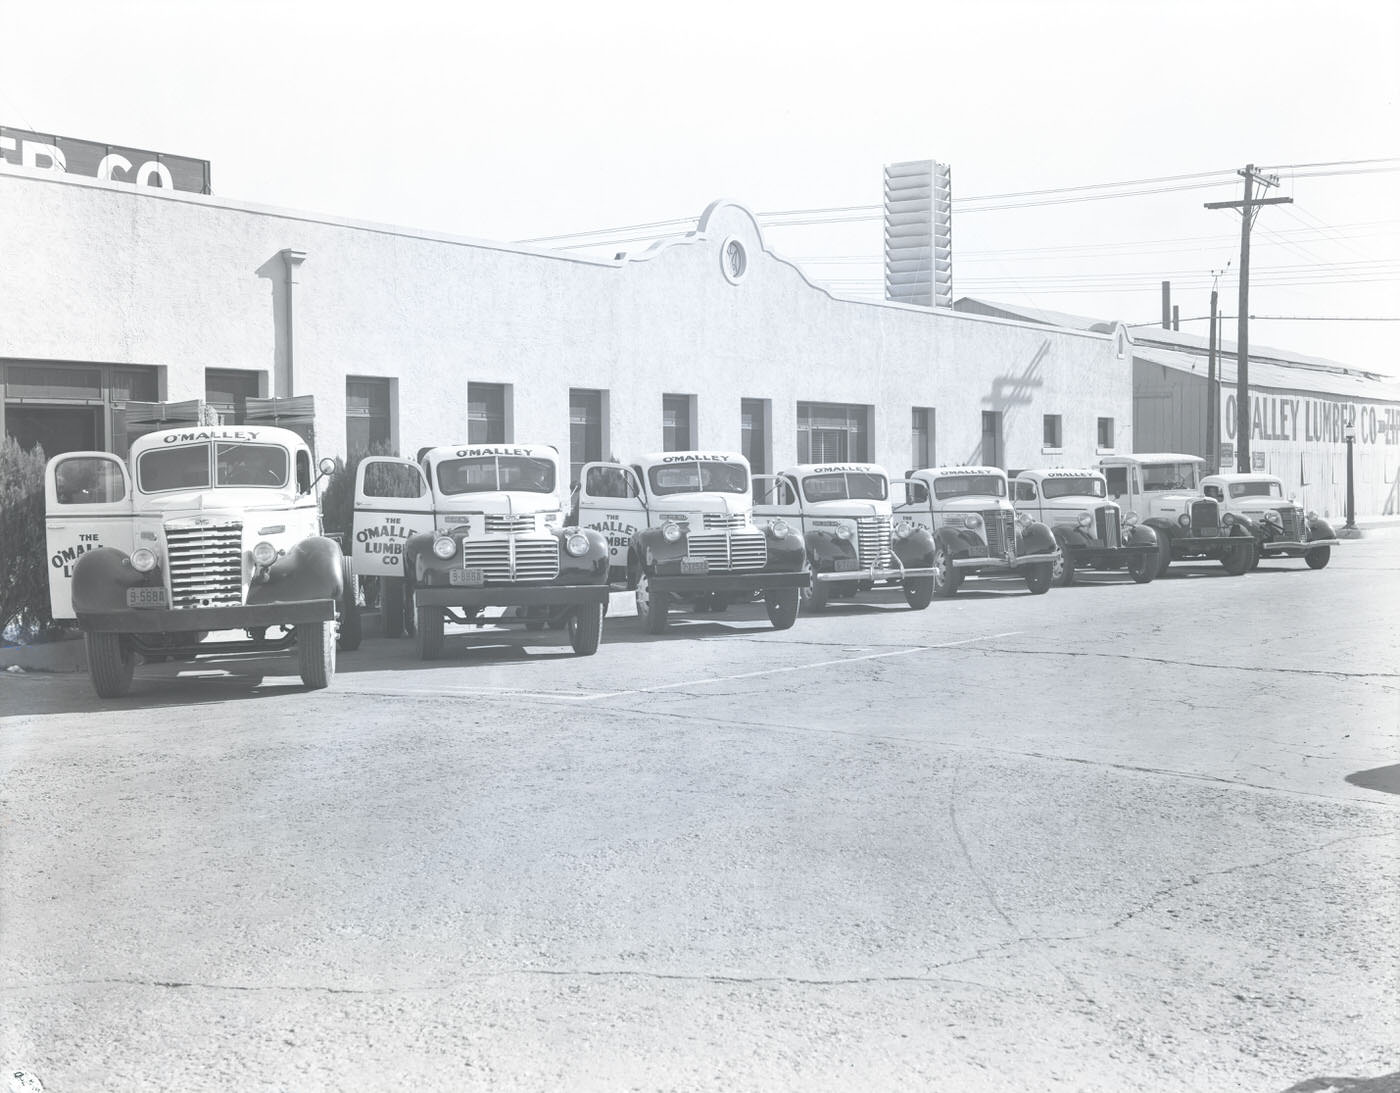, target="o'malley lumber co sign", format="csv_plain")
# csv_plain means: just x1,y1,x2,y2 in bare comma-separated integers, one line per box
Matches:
1,125,210,194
